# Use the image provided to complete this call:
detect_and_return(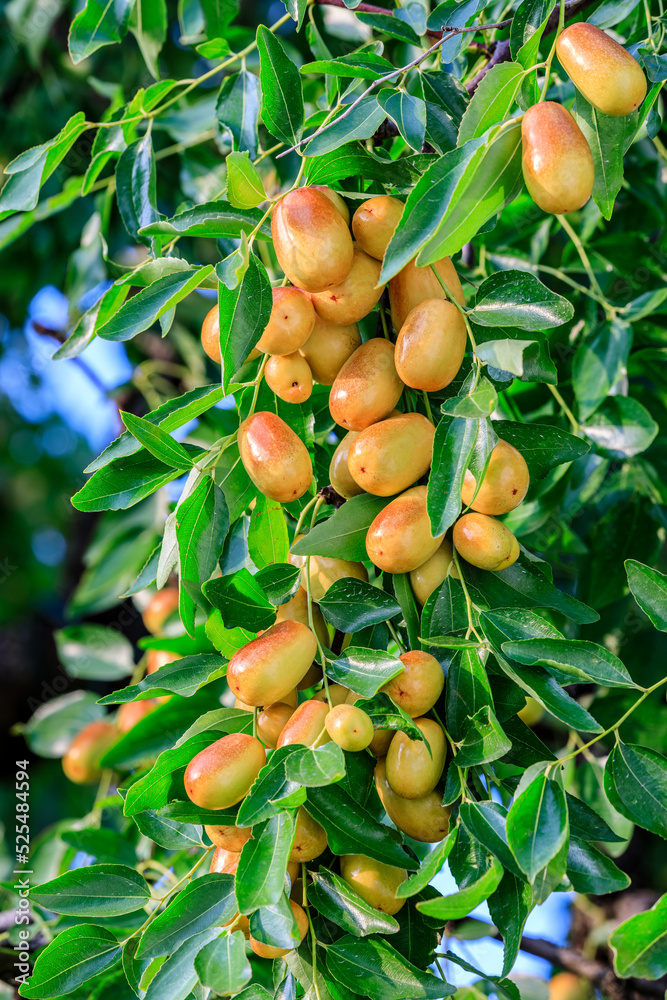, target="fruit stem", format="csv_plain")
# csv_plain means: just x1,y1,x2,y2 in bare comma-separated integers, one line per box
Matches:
387,620,406,653
305,901,323,1000
379,298,392,340
539,0,566,102
556,214,607,309
422,391,435,425
452,550,484,643
547,382,579,435
294,494,321,539
248,354,269,417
